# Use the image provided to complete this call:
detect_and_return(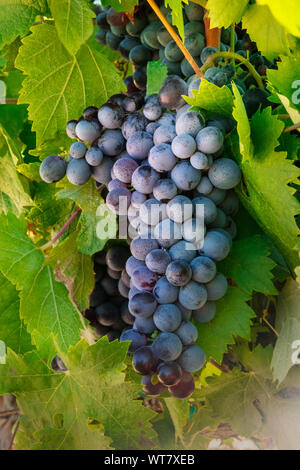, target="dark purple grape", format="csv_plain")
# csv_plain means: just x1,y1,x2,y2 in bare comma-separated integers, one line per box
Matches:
40,155,67,183
132,346,156,375
168,369,195,398
157,362,182,386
